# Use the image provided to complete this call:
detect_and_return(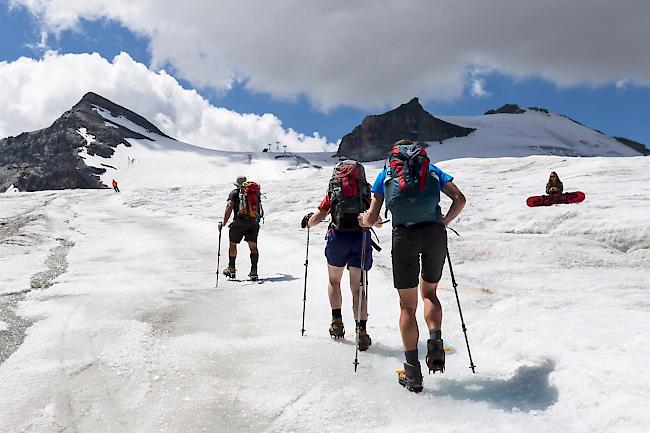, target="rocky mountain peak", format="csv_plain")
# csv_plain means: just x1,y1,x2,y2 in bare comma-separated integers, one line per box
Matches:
69,92,171,139
0,92,174,192
335,98,475,161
